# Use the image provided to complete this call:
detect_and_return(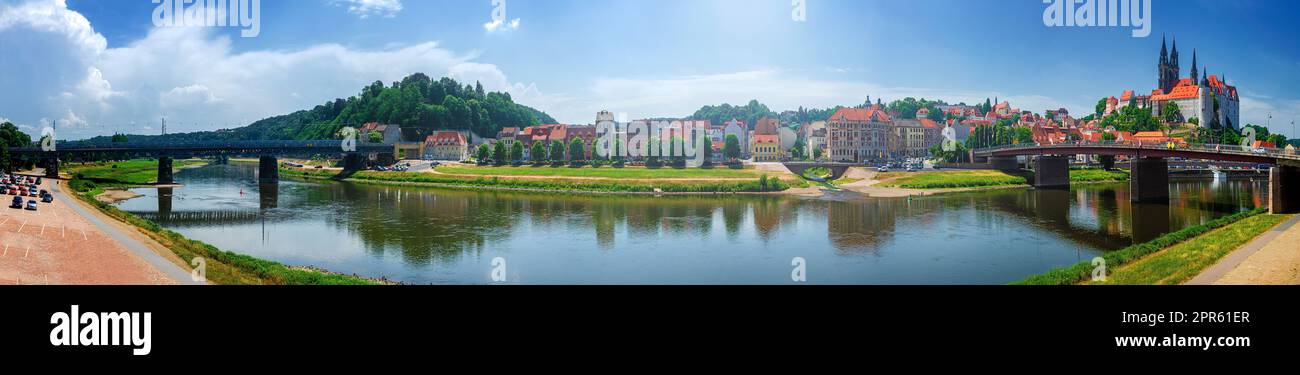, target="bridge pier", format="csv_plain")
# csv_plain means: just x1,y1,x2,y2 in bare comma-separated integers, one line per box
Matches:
157,157,174,184
44,157,59,178
342,153,367,172
1270,165,1300,214
1032,155,1070,188
258,156,279,184
990,156,1019,171
1129,157,1169,203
